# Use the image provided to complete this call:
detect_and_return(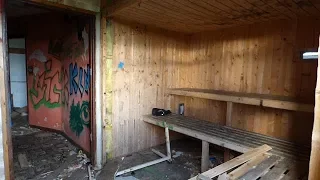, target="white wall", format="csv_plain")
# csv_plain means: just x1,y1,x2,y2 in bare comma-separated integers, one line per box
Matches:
9,38,27,108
